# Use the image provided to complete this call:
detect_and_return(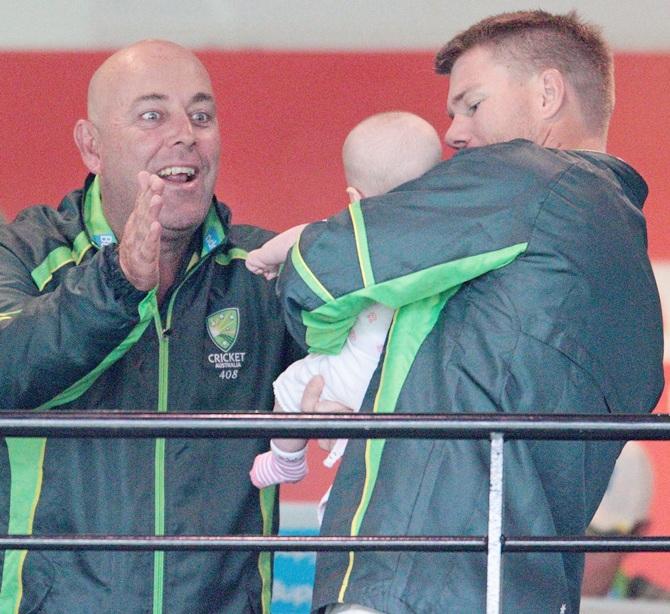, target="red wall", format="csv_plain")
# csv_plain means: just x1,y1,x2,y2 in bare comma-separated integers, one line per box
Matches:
2,50,669,583
2,51,670,250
